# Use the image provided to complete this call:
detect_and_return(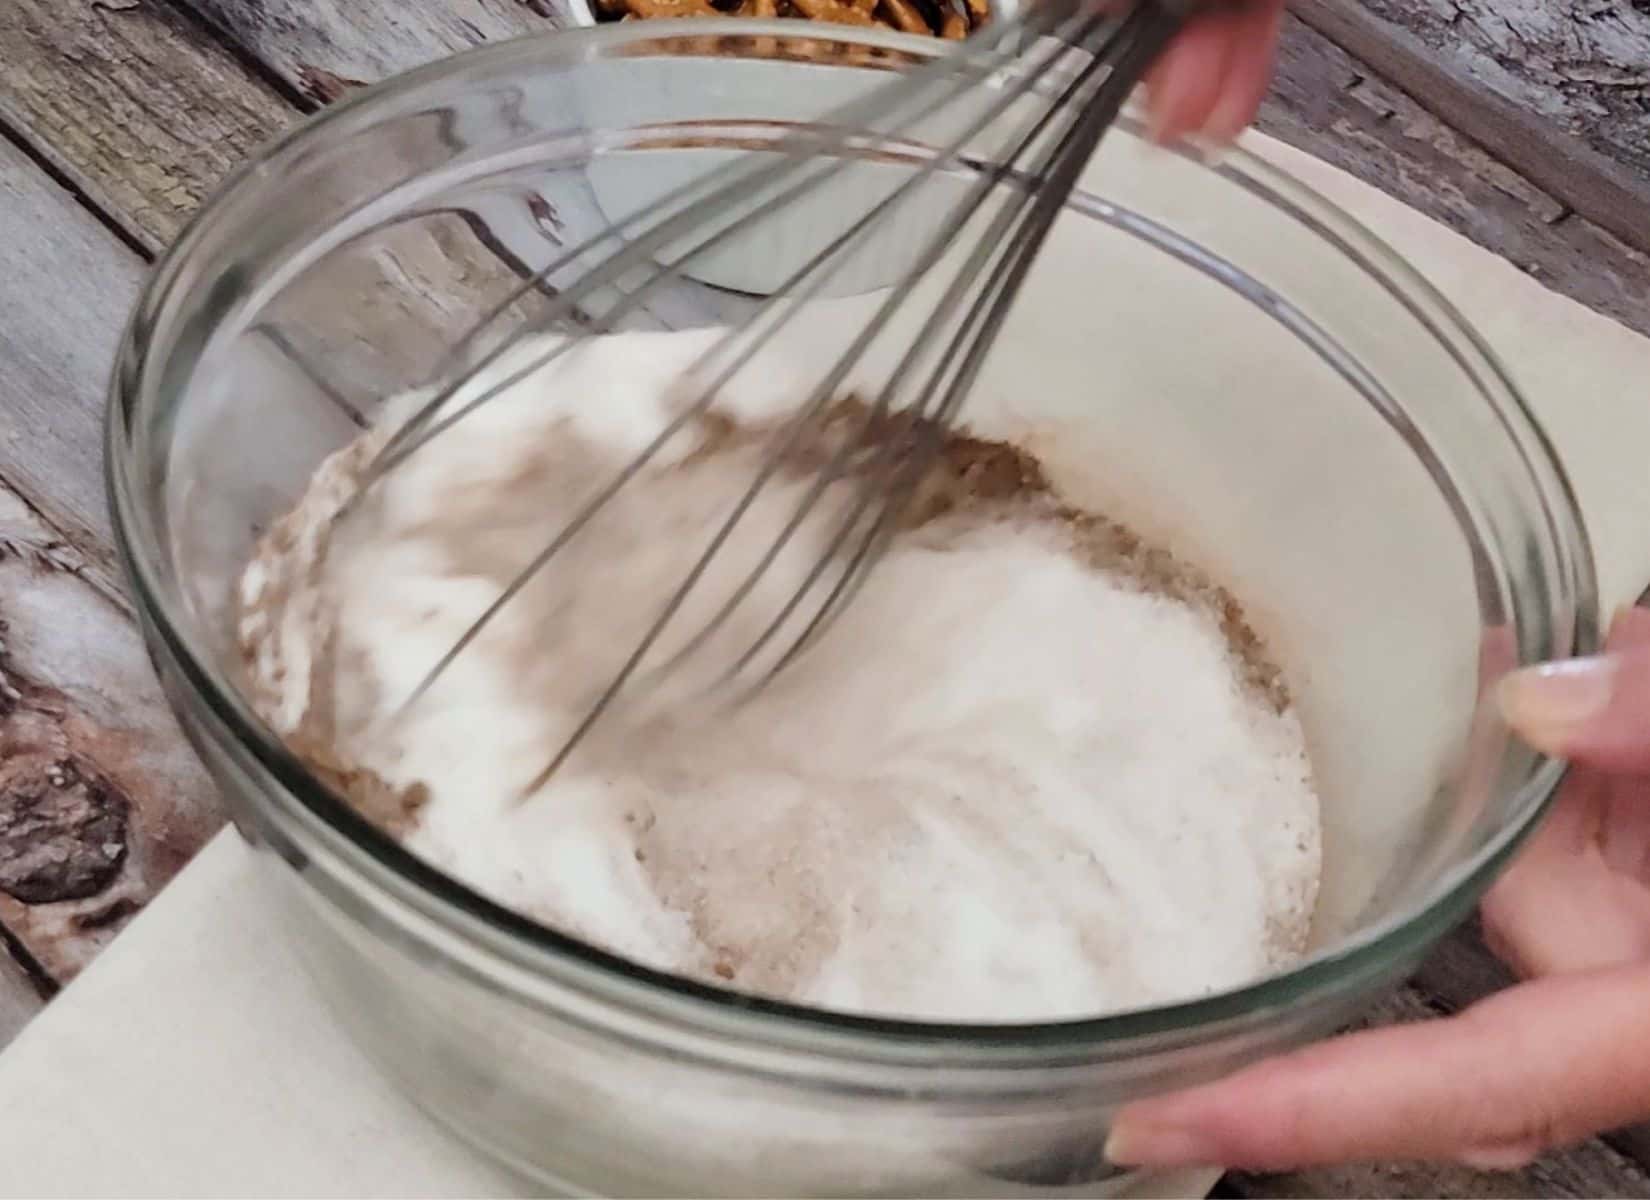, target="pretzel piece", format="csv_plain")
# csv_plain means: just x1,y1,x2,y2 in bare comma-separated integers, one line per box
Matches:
879,0,933,35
